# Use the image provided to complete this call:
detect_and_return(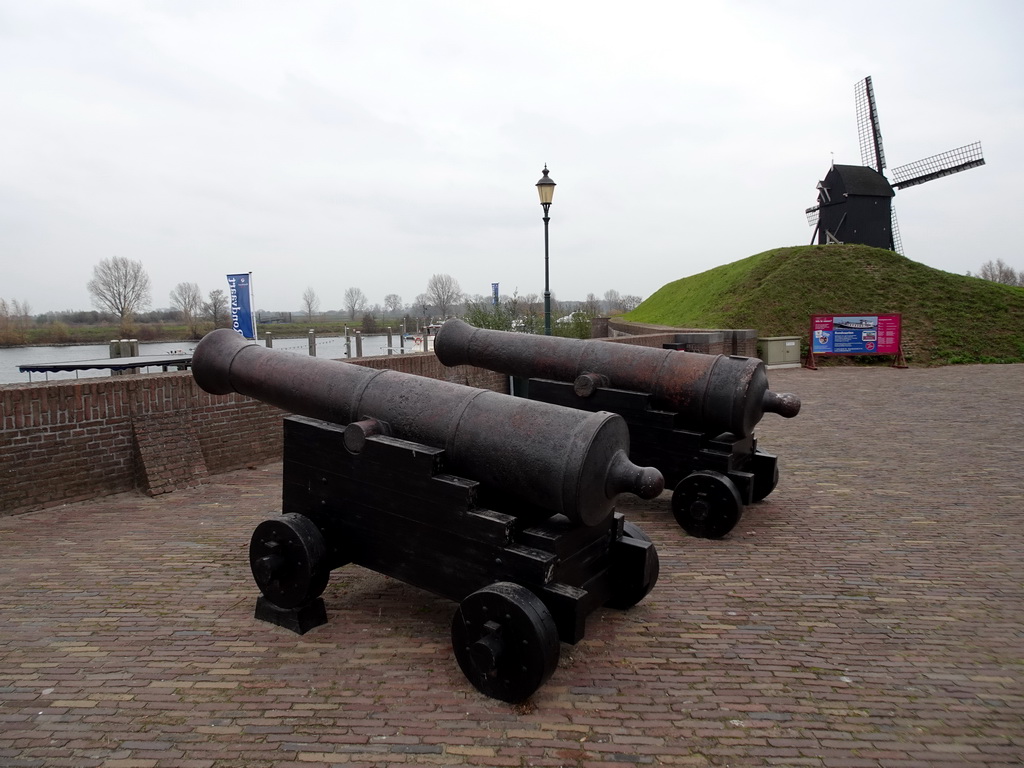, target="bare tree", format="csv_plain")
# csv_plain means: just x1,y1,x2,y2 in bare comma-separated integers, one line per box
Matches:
7,299,32,330
344,287,367,320
621,294,643,312
0,298,32,342
205,289,228,328
414,293,432,322
603,289,624,314
301,286,321,322
521,292,541,318
87,256,151,332
362,311,378,333
383,293,403,317
977,259,1021,286
15,299,31,328
169,282,204,338
425,273,462,318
